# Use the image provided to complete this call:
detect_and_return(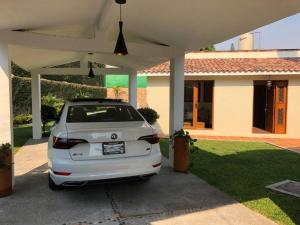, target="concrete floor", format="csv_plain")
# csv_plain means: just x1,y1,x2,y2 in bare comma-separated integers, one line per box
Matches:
0,139,277,225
